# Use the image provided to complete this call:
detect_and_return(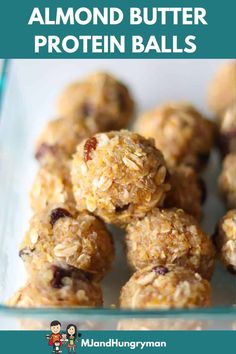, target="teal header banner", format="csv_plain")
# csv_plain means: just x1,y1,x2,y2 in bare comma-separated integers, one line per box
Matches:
0,330,236,354
0,0,235,58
